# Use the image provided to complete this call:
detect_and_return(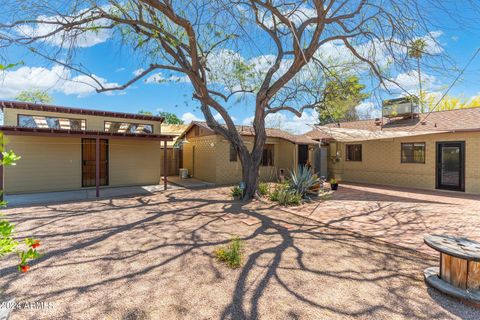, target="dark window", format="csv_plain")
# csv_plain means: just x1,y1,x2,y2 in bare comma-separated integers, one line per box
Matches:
18,115,86,130
229,144,237,162
346,144,362,161
401,143,425,163
262,144,274,166
104,121,153,134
